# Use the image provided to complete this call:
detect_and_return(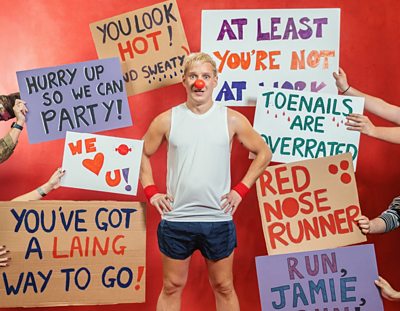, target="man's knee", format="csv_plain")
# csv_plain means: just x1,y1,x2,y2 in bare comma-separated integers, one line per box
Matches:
162,276,187,296
210,279,235,296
